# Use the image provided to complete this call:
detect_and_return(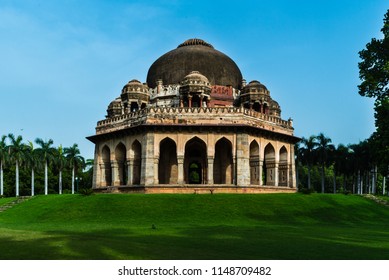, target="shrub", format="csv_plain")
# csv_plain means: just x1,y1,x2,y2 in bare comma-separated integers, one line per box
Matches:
78,188,94,196
299,188,314,194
